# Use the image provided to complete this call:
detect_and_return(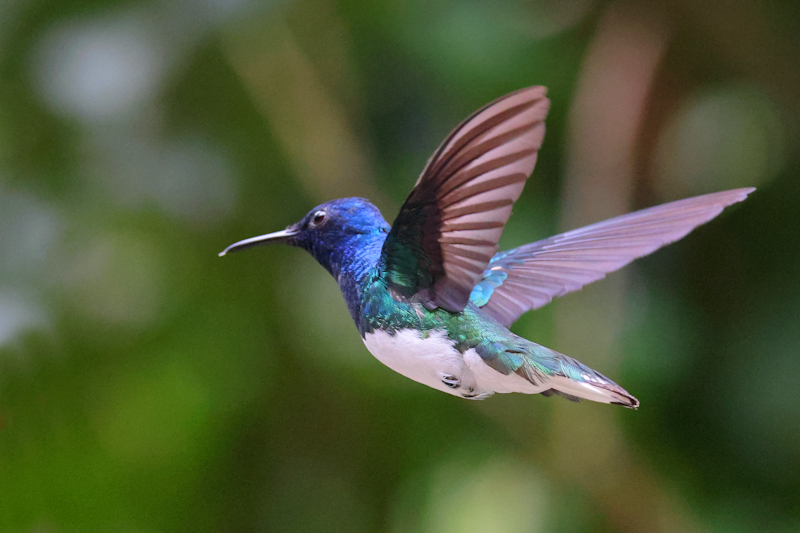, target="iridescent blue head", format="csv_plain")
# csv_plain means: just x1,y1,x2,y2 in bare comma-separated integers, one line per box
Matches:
219,197,390,277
